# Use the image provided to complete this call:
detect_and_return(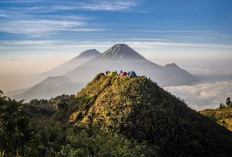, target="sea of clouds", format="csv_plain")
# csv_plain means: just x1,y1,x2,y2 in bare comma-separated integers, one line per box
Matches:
165,80,232,111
